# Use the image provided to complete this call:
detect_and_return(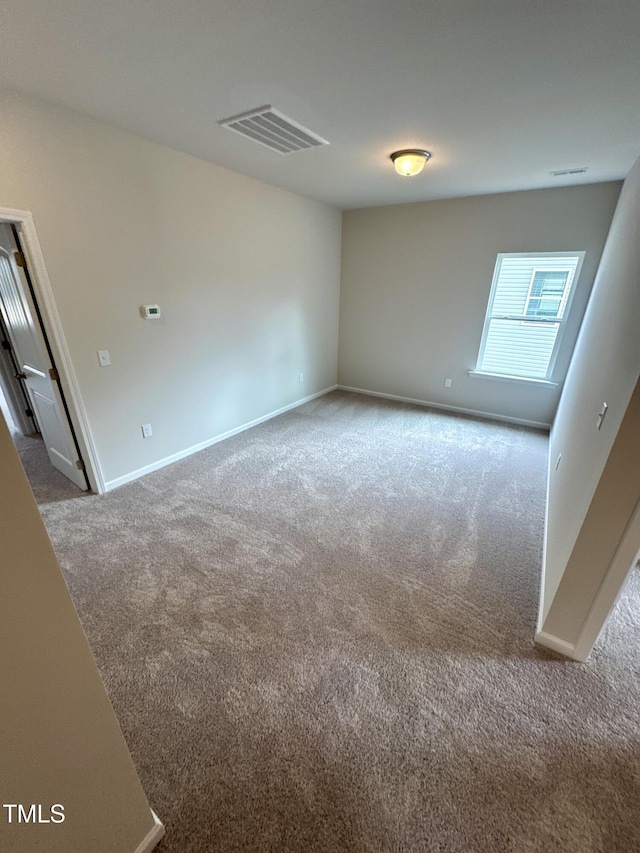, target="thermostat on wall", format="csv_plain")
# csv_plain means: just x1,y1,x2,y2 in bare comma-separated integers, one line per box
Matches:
141,304,161,319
